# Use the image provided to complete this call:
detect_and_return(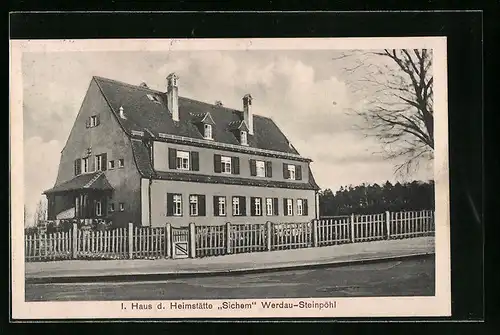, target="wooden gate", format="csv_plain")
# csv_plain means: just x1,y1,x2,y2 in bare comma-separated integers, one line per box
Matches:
171,227,190,259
